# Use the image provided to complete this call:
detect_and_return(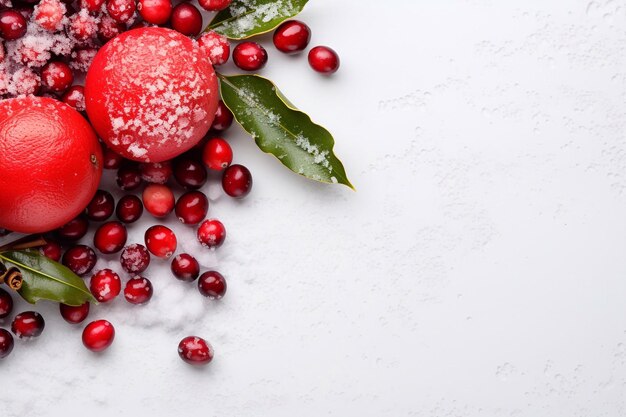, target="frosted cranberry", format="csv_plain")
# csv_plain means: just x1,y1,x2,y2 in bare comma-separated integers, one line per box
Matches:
69,48,98,72
211,100,234,131
94,221,127,254
202,138,232,171
197,31,230,66
175,191,208,225
56,216,89,241
62,245,97,276
124,276,153,304
197,219,226,249
14,7,34,20
0,329,13,358
273,20,310,54
170,253,199,281
11,311,45,338
137,0,171,25
90,269,121,302
11,67,40,95
61,85,86,111
0,10,27,40
59,302,90,324
79,0,105,13
174,158,207,190
116,165,143,190
120,243,150,274
143,184,175,218
233,41,268,71
68,11,98,42
222,164,252,198
197,0,230,12
178,336,213,365
171,2,201,36
33,0,66,31
140,161,172,184
82,320,115,352
145,225,177,258
198,271,226,299
97,14,125,42
106,0,135,23
116,195,144,223
39,241,62,262
85,190,115,221
308,46,340,74
103,146,124,169
0,288,13,319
